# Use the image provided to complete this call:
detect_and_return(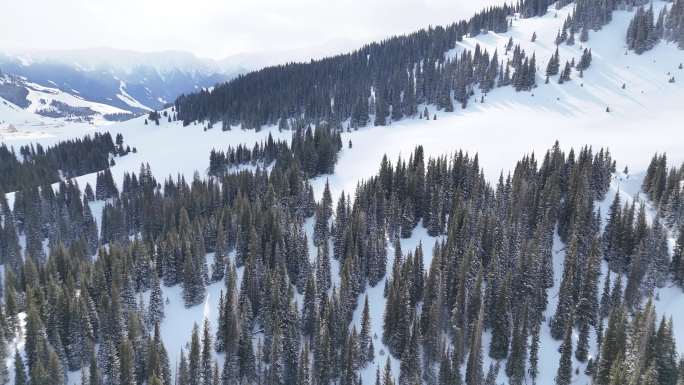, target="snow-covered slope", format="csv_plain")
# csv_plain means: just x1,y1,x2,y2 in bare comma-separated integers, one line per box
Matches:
0,72,136,123
2,1,684,384
4,3,683,192
0,95,72,140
